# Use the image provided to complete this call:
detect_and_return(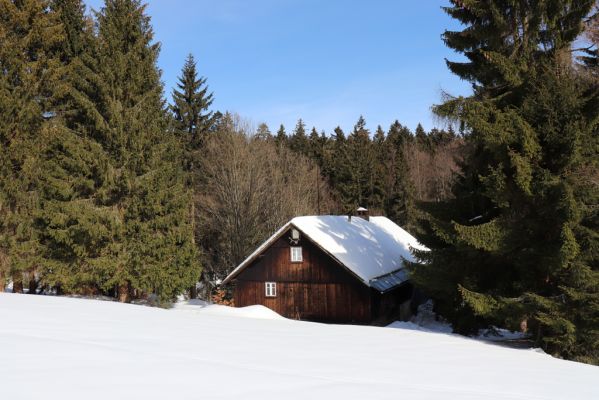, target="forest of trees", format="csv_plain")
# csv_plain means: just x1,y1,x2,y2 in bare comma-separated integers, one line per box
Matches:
0,0,597,364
